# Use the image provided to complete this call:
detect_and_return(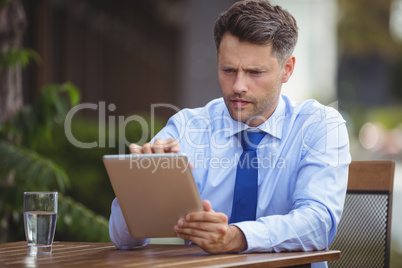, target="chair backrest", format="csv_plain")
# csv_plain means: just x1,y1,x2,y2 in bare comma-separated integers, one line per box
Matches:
328,160,395,268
